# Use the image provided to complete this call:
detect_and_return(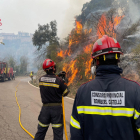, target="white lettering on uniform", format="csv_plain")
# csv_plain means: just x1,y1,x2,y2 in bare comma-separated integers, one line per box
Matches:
91,91,125,106
41,77,56,83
